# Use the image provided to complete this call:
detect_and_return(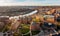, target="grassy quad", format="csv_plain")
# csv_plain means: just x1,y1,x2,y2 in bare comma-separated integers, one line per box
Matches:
19,24,40,36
